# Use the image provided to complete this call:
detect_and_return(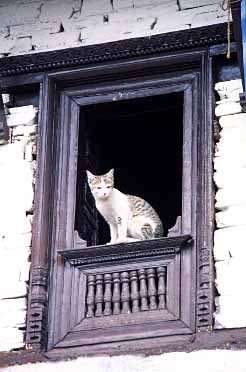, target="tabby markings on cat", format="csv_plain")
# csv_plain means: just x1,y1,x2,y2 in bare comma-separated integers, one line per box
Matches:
86,169,163,244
